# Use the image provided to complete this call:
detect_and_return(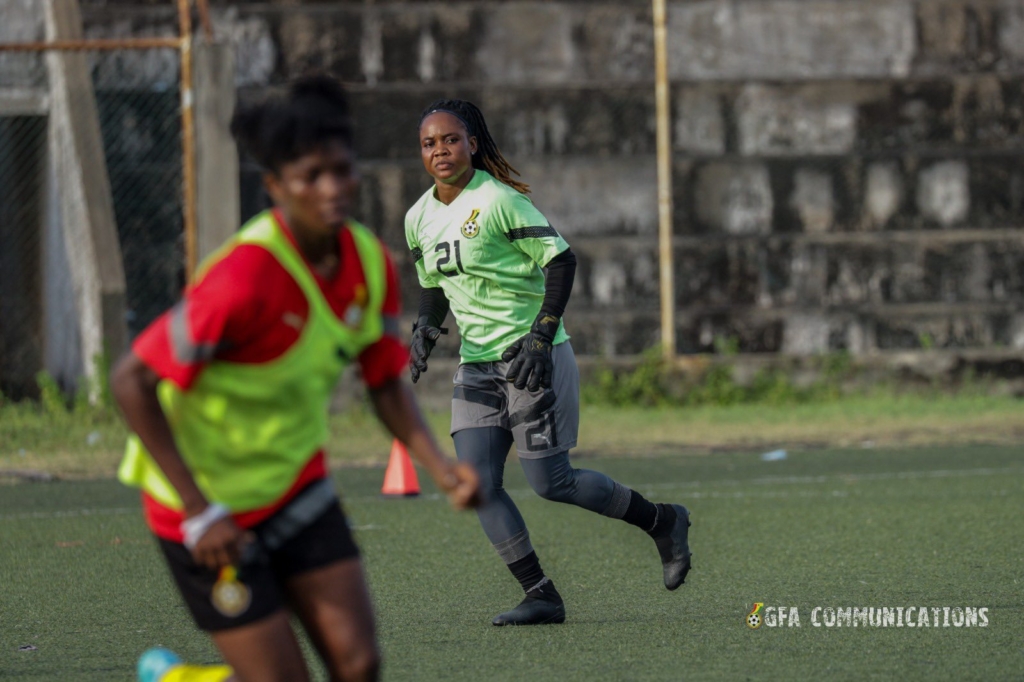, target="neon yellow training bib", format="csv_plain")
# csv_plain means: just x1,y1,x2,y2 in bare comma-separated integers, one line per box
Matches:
118,211,387,512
